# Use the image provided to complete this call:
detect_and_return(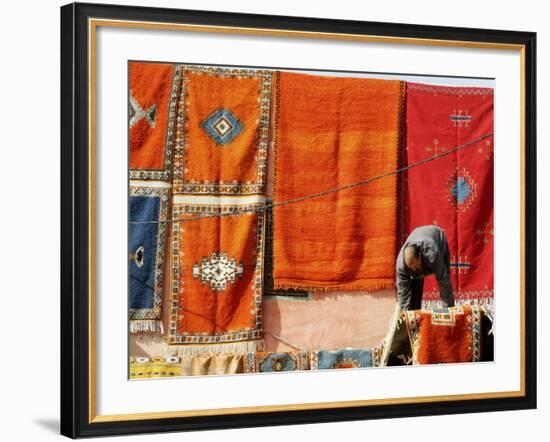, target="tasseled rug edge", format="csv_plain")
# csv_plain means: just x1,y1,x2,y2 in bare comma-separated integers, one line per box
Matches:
129,320,164,334
167,339,265,356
